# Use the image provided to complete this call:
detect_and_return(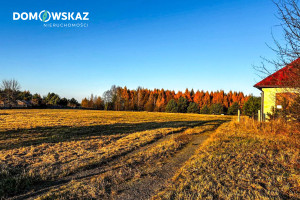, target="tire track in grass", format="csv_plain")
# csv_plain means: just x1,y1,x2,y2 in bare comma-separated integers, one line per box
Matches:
9,125,192,200
10,121,220,200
